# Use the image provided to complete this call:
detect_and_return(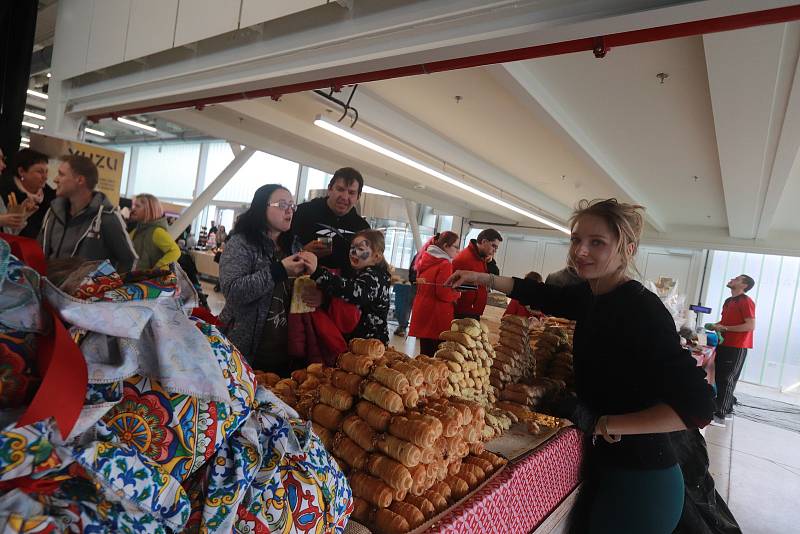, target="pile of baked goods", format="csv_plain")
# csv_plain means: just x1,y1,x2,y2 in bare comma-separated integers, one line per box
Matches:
490,315,535,393
434,318,496,406
530,320,575,391
256,339,507,533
